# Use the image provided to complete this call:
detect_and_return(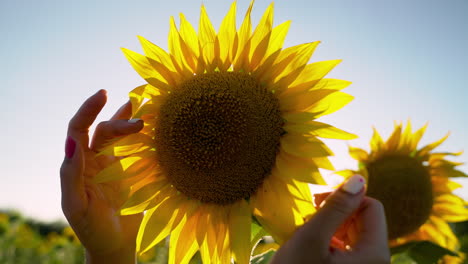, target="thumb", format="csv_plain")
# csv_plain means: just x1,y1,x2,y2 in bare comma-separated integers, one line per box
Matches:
60,136,86,221
302,175,366,251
